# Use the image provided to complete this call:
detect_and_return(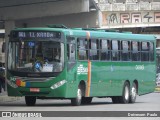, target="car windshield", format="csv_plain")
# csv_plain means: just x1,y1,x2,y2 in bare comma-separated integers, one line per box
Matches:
8,40,64,73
